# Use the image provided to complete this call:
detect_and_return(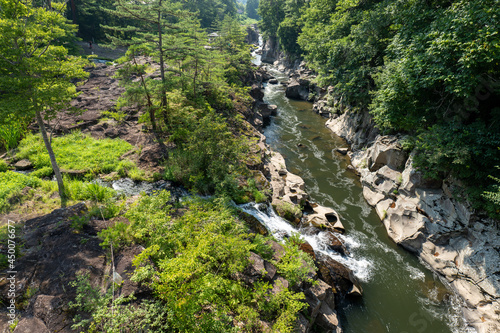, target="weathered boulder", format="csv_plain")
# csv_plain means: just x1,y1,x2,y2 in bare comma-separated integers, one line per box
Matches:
326,109,379,150
261,36,279,64
250,84,264,101
139,144,166,165
305,279,336,310
285,79,310,101
367,136,408,172
238,211,269,236
315,303,342,332
303,205,344,233
13,159,32,171
336,148,349,155
241,252,277,284
269,79,279,84
316,253,362,297
13,317,50,333
323,232,349,256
